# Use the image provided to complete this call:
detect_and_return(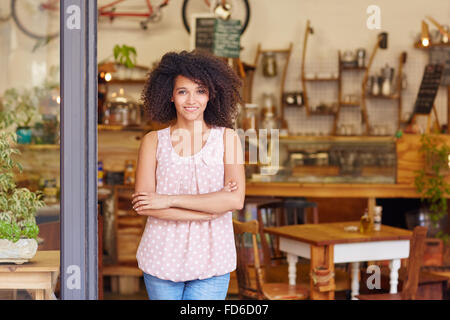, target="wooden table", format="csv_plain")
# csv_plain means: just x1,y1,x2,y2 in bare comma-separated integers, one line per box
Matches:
0,250,60,300
264,222,412,300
